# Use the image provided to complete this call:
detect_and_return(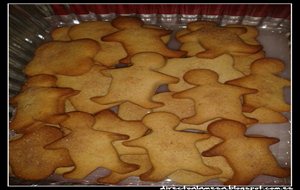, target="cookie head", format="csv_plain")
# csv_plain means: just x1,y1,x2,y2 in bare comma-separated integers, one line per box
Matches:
207,119,247,139
251,58,285,74
112,16,143,29
188,21,217,31
131,52,166,69
142,112,180,130
183,69,219,85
